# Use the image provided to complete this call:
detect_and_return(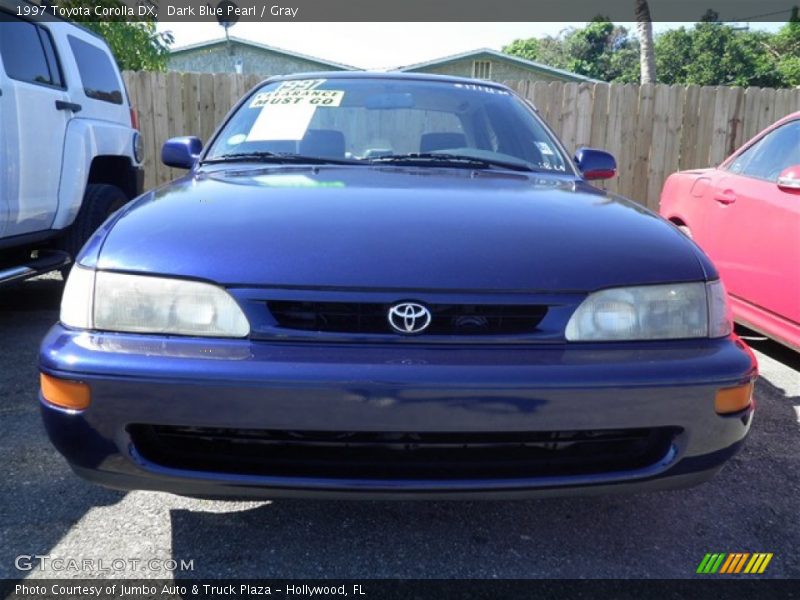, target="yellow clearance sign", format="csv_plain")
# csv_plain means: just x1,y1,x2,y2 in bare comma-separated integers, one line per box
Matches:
250,79,345,109
250,90,345,108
